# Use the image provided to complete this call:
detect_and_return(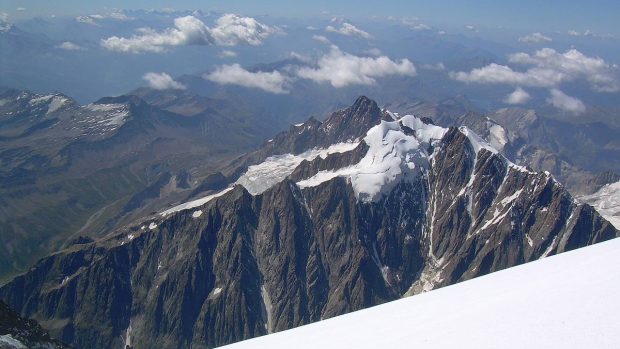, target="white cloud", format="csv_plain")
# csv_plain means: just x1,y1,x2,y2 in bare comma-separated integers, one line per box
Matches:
218,49,237,58
56,41,85,51
365,48,382,57
204,64,289,94
452,48,619,92
547,88,585,114
508,48,619,92
465,25,476,31
80,12,133,24
452,63,551,86
143,72,186,90
75,16,99,26
414,23,432,30
209,14,280,46
504,87,531,105
312,35,332,45
102,16,211,53
325,22,372,39
420,62,446,71
567,29,594,37
0,12,9,22
16,7,26,11
566,29,614,39
518,32,552,43
290,52,313,63
306,26,318,31
107,11,133,21
101,14,279,53
296,46,416,88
